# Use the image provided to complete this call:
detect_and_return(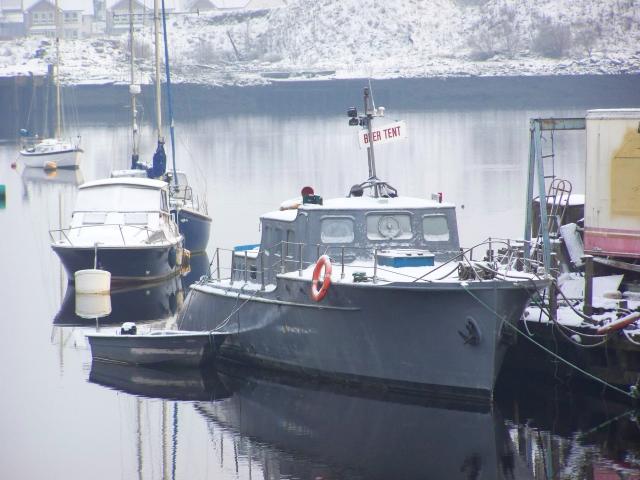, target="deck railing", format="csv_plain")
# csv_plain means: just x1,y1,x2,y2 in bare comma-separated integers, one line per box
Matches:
203,238,549,291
